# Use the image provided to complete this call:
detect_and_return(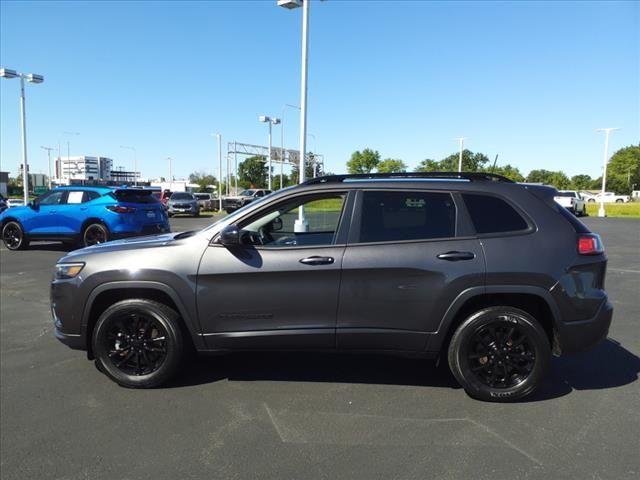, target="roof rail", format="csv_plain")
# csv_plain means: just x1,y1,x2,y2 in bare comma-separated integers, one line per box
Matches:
303,172,515,185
